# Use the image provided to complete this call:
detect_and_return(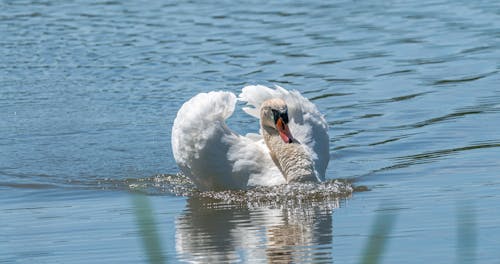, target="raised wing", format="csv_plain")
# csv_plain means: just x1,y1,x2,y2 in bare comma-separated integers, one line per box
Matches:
171,91,284,191
239,85,330,180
